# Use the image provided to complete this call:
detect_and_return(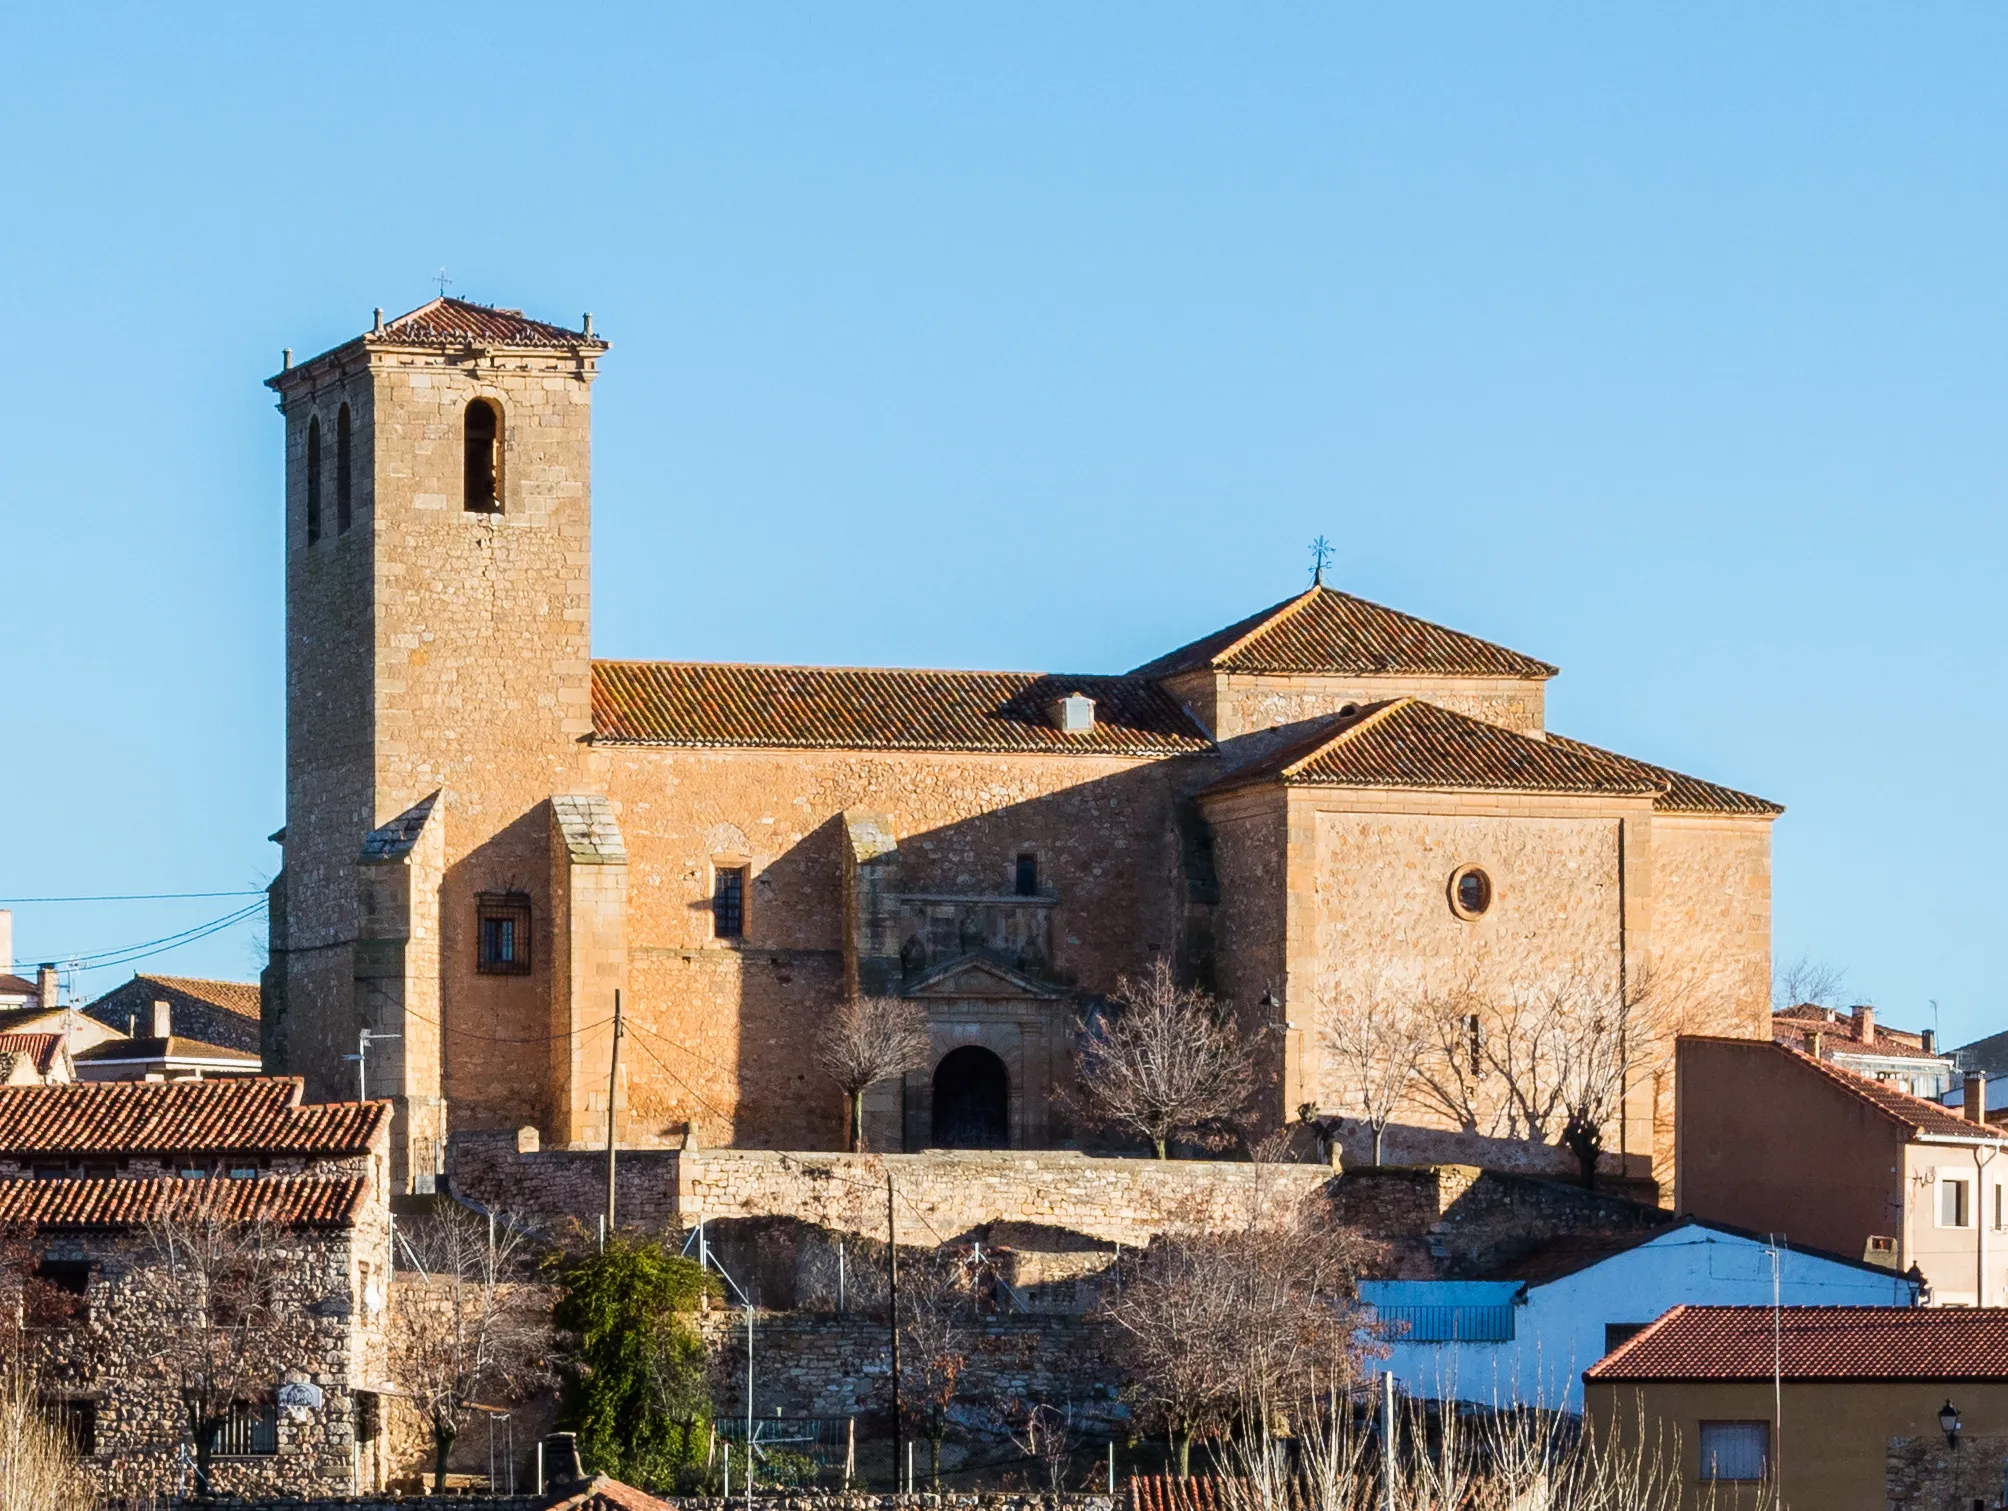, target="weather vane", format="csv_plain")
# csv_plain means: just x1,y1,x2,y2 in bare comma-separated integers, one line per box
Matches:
1308,534,1334,587
434,267,453,298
